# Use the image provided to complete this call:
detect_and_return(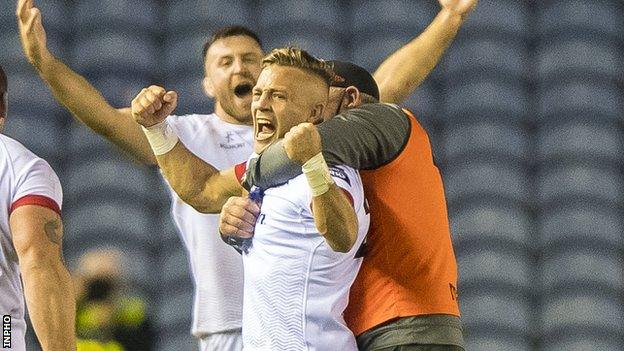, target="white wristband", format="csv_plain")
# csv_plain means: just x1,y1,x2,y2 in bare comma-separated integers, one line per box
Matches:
302,153,334,197
141,120,179,156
